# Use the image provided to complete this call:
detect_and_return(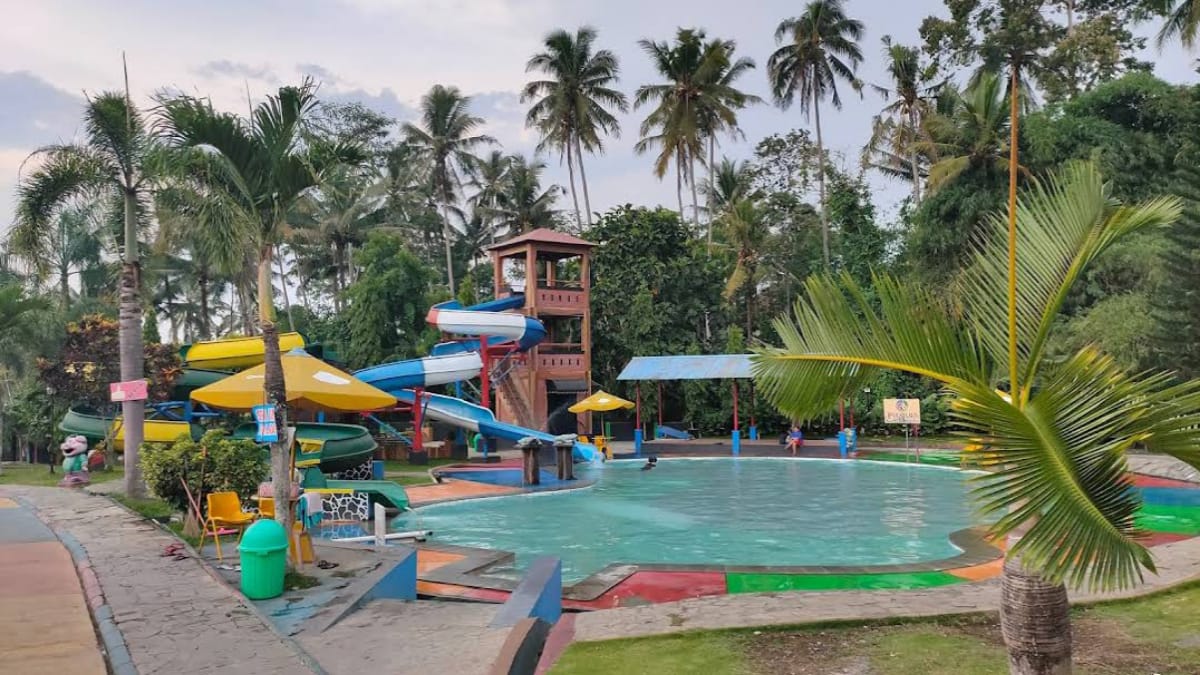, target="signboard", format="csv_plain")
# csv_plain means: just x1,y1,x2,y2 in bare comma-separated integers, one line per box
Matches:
252,404,279,442
109,380,148,403
883,398,922,424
